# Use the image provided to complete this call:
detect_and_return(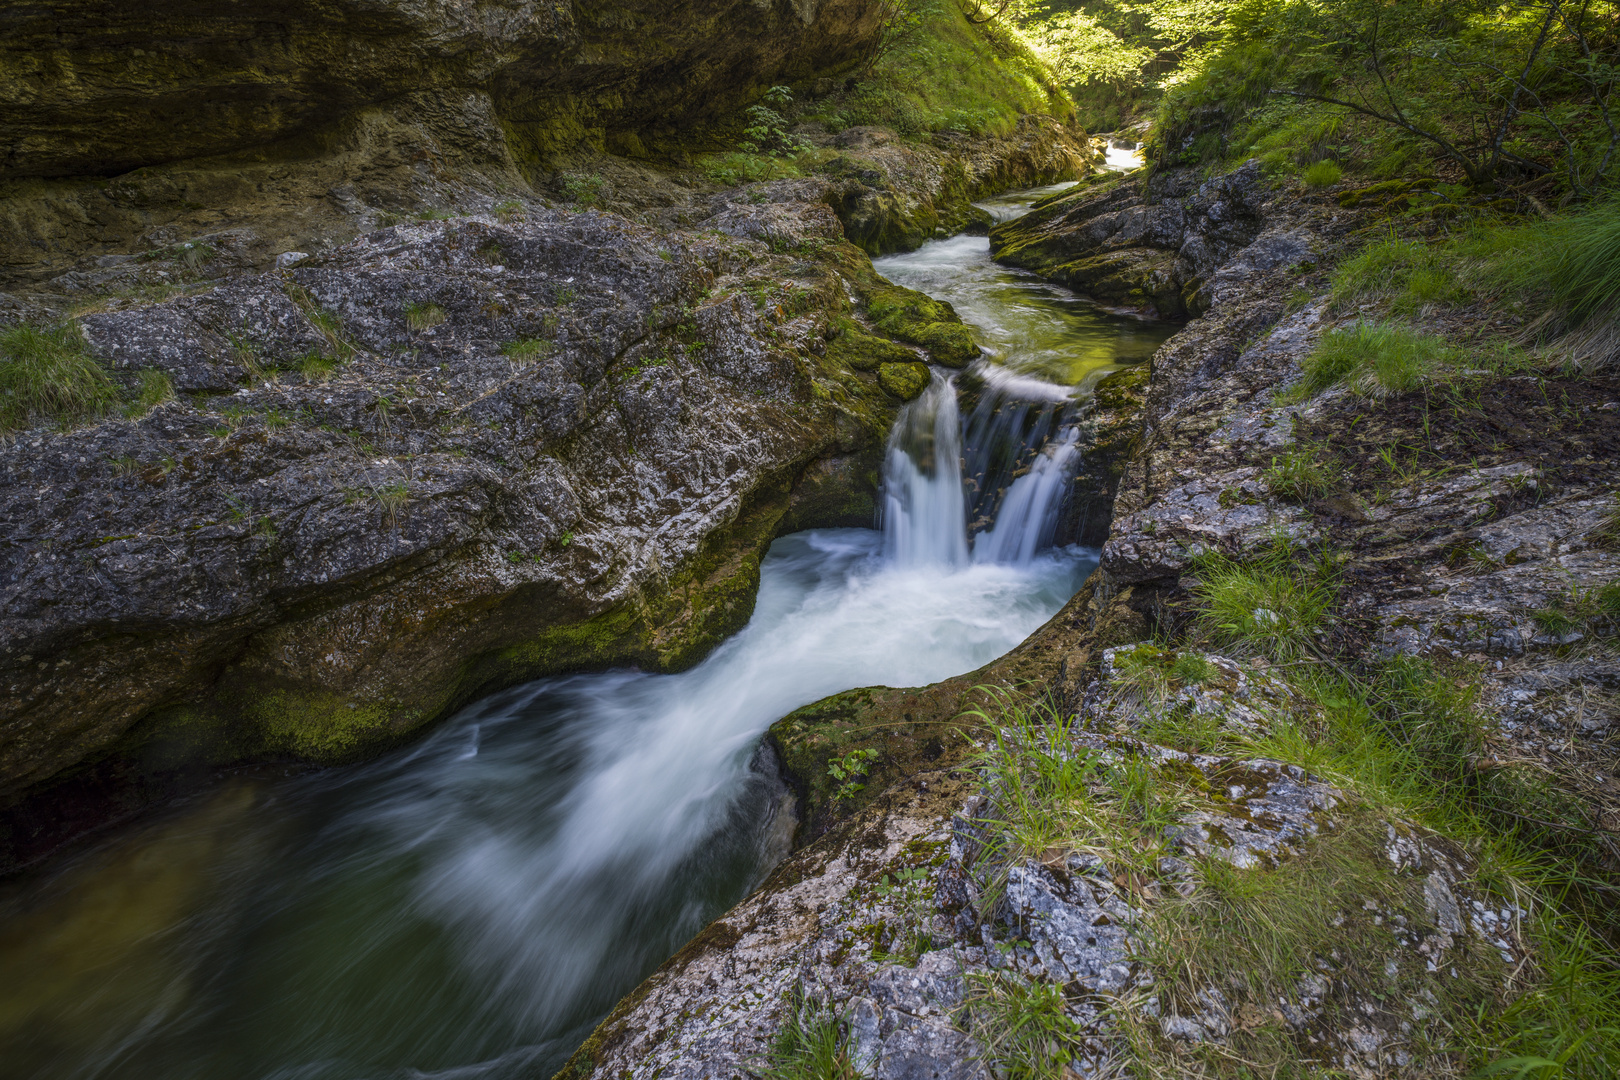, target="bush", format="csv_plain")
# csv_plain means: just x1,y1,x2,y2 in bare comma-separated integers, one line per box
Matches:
0,324,118,432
